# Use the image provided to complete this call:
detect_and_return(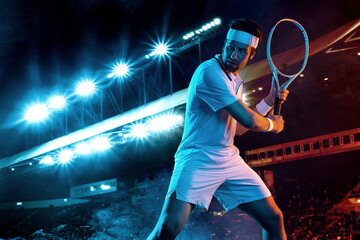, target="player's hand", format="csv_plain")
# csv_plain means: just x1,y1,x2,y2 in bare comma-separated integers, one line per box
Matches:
264,77,290,106
268,109,284,134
